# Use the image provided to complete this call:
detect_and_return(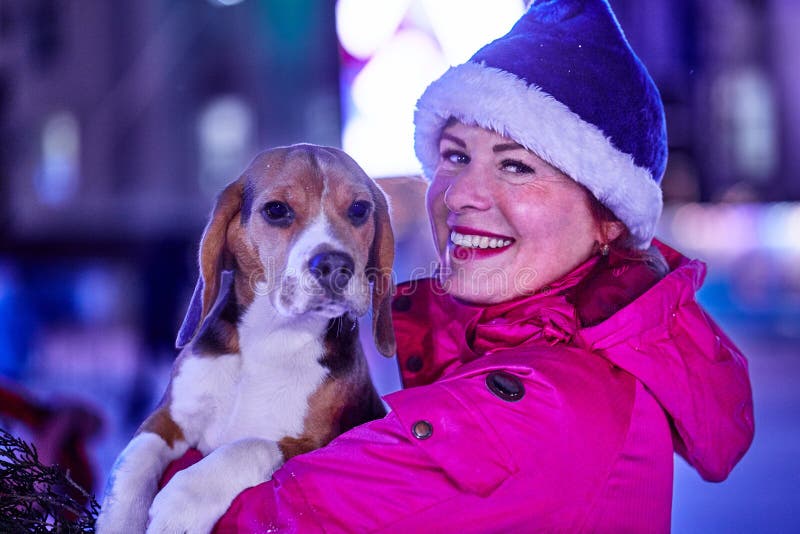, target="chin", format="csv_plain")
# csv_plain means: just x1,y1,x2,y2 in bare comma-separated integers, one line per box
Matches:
439,256,539,304
438,274,512,305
